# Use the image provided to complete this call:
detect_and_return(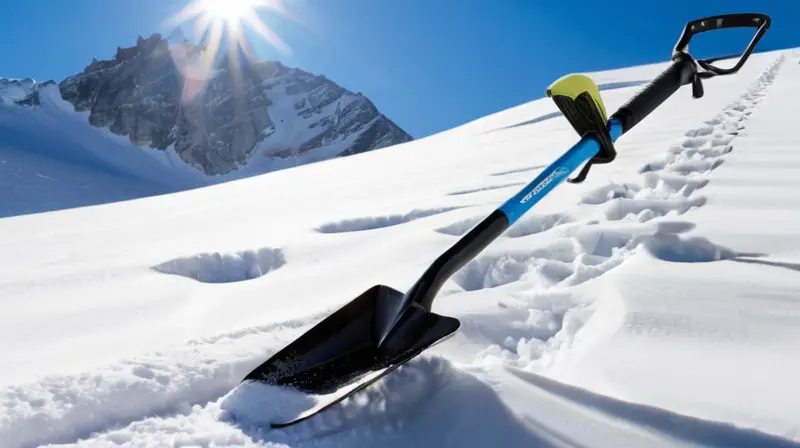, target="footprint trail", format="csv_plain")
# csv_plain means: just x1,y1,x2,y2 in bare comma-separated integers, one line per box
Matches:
453,55,785,370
